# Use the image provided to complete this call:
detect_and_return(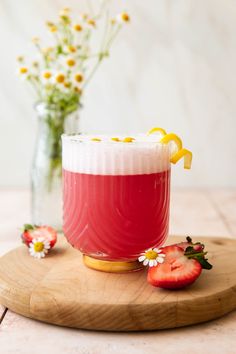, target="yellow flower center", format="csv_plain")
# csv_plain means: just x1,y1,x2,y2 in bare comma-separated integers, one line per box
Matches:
56,74,65,83
66,58,76,67
49,25,57,33
64,82,71,88
32,61,39,68
111,137,120,142
68,46,77,53
34,242,44,253
74,73,83,82
17,56,24,62
60,15,71,24
61,7,70,14
121,13,130,22
60,7,70,16
87,19,96,27
43,71,52,79
19,67,28,74
82,13,88,20
74,86,82,94
73,24,83,31
123,137,135,143
91,138,101,142
145,250,158,260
